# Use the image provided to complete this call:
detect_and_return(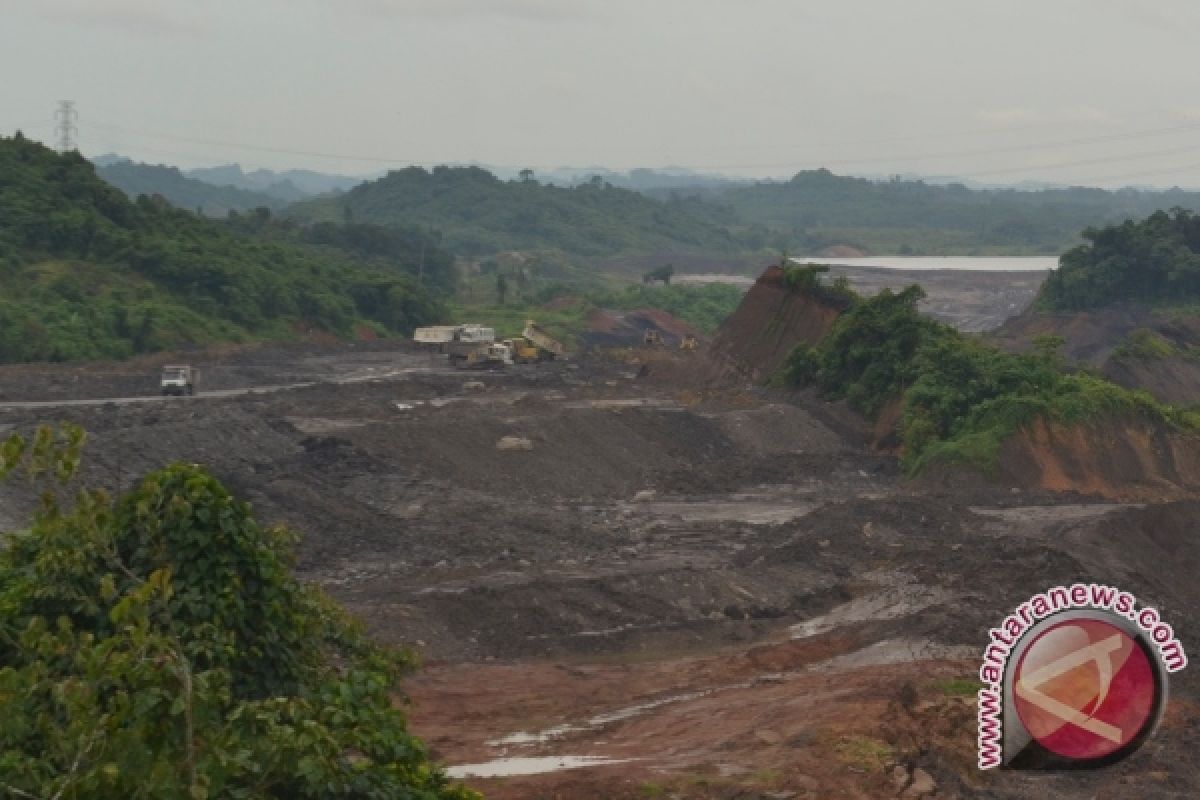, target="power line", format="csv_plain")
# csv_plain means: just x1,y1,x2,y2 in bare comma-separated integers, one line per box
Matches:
690,121,1200,172
87,114,1200,177
88,119,417,166
959,143,1200,179
54,101,78,152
